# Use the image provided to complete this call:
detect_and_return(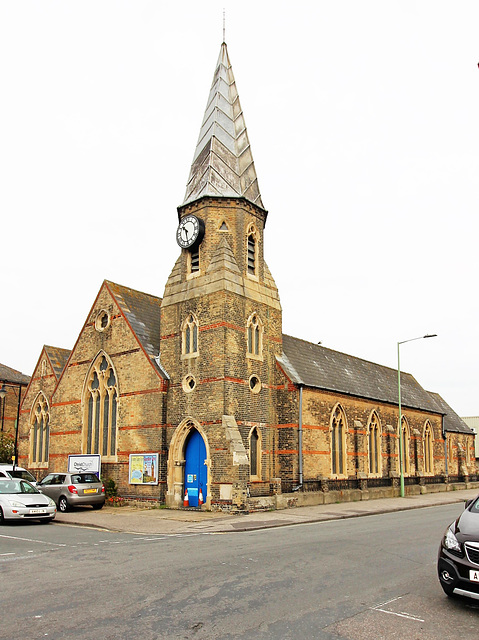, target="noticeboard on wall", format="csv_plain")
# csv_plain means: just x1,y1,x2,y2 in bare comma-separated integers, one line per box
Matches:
129,454,159,485
68,454,101,477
